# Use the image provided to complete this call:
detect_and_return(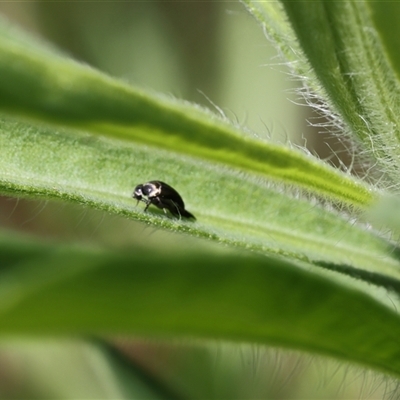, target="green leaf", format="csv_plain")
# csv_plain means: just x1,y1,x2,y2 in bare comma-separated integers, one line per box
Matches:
1,117,398,282
2,236,400,378
245,1,400,181
0,17,373,206
368,2,400,81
